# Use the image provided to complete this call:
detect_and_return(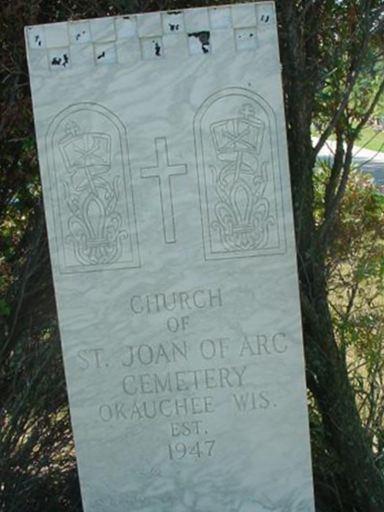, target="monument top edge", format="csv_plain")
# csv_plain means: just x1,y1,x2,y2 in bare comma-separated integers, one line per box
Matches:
24,1,276,32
